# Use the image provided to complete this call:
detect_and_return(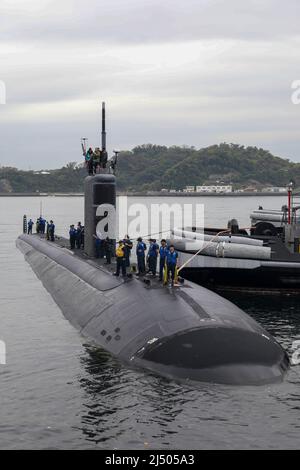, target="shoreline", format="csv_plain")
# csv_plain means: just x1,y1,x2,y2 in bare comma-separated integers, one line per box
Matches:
0,191,288,197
